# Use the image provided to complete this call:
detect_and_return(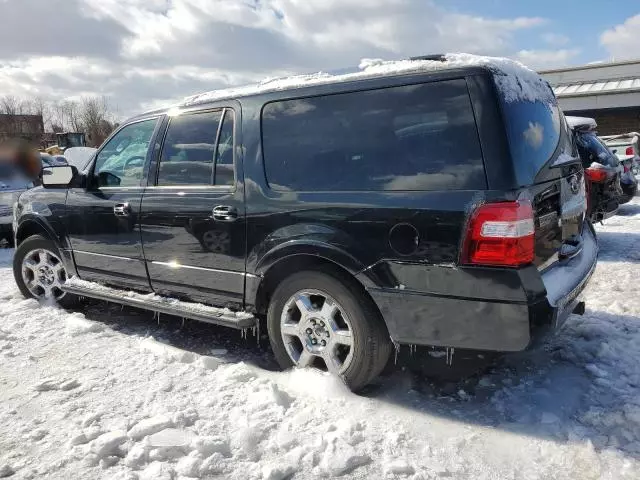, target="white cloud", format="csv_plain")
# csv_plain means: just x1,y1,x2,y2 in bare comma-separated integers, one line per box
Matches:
600,14,640,60
0,0,550,118
516,49,581,69
542,32,570,46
